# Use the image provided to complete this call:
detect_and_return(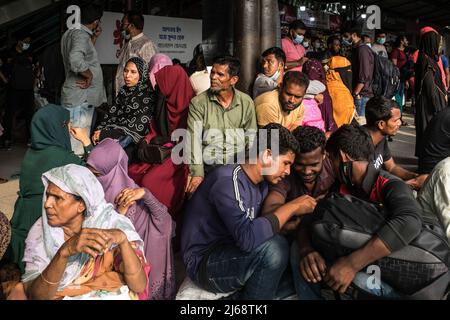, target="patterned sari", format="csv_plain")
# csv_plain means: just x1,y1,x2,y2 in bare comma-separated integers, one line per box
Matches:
22,164,150,300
